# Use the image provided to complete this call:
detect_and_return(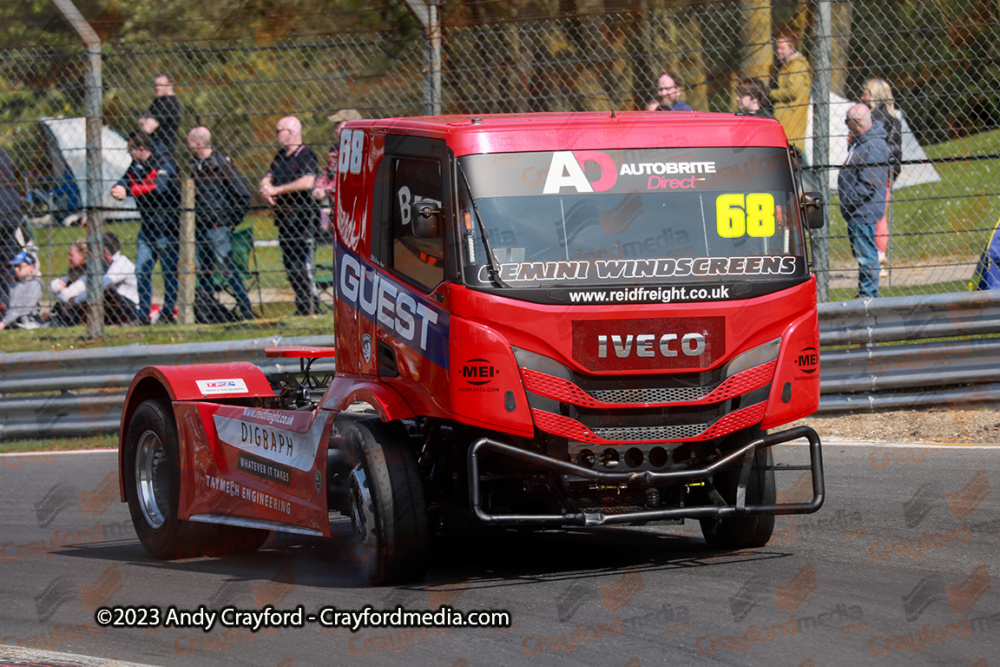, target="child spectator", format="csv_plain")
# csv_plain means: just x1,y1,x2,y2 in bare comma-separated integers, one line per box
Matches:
1,251,43,330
